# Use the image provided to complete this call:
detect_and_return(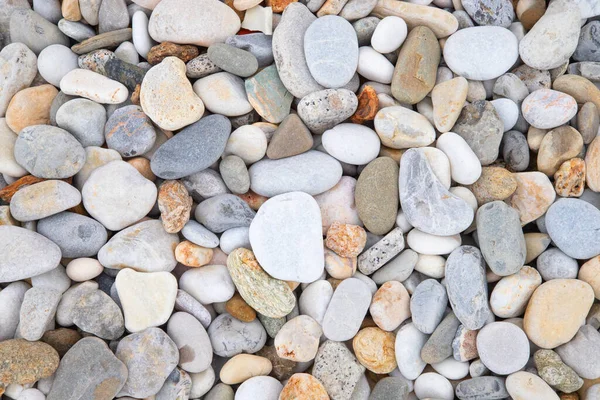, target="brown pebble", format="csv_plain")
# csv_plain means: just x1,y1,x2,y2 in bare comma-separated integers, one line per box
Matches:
131,84,141,105
236,190,269,210
516,0,545,30
147,42,200,65
0,339,59,385
41,328,82,358
378,146,405,163
175,240,213,267
158,180,193,233
62,0,82,21
127,157,156,181
256,345,296,381
560,393,579,400
265,0,298,12
6,84,58,133
266,114,314,160
327,278,343,290
537,125,583,176
554,158,585,197
352,327,397,374
350,85,379,124
226,292,257,322
469,166,518,206
280,373,329,400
